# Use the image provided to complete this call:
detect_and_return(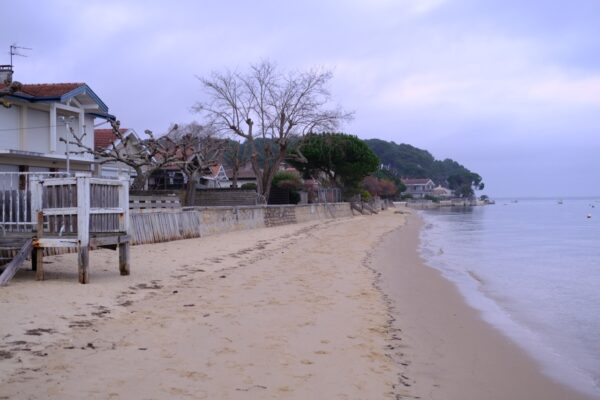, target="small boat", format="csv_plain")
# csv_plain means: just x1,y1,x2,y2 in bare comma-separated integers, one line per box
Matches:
558,200,563,205
587,214,592,219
